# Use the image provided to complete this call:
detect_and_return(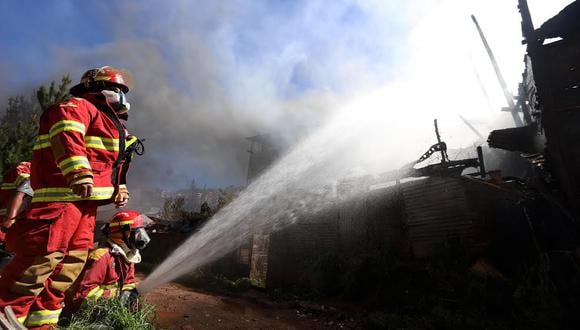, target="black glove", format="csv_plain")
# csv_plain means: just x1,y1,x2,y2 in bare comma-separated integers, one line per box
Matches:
119,289,140,311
